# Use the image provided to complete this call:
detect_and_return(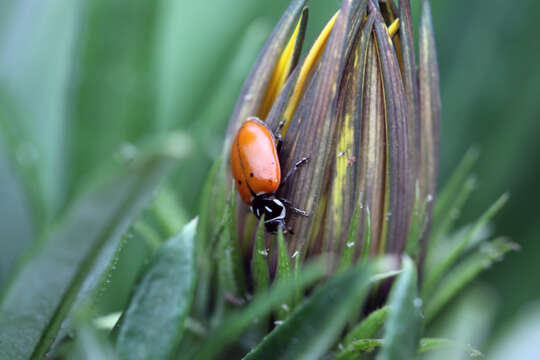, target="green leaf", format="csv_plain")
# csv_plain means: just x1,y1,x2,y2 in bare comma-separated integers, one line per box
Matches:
275,227,292,320
406,182,429,260
422,193,509,298
418,338,483,357
0,0,81,218
339,196,363,271
276,228,292,282
361,207,372,260
70,321,118,360
0,138,186,360
243,263,373,360
68,0,161,204
425,238,518,323
334,337,483,360
377,256,422,360
151,185,188,237
335,339,382,360
426,286,495,360
115,219,197,360
0,142,35,289
342,307,389,347
252,216,270,294
216,188,246,302
432,148,479,231
430,177,476,246
191,261,327,360
194,157,227,317
0,88,44,238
